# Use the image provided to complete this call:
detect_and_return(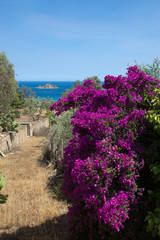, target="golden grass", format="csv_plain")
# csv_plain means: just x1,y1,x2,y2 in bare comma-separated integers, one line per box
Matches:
15,109,47,123
0,136,68,240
